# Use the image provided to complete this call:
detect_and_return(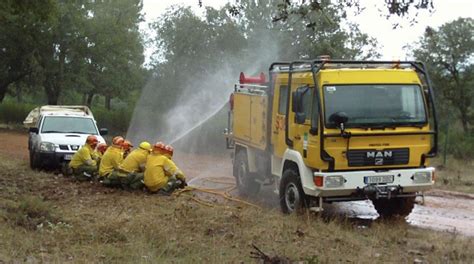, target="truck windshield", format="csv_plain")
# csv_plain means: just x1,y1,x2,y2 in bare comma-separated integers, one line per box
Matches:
41,116,98,134
324,84,427,128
